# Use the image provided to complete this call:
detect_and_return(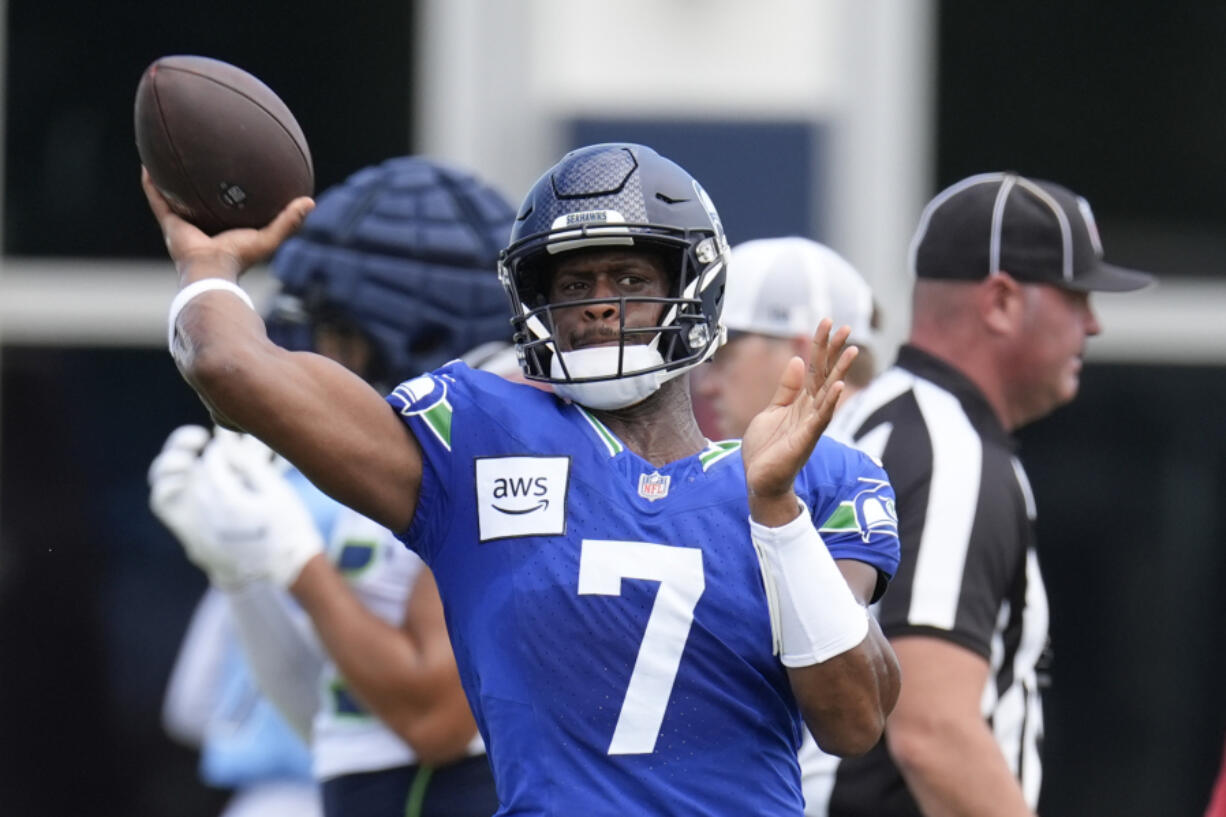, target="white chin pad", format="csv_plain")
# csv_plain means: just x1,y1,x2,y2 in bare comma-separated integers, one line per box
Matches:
550,345,666,410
